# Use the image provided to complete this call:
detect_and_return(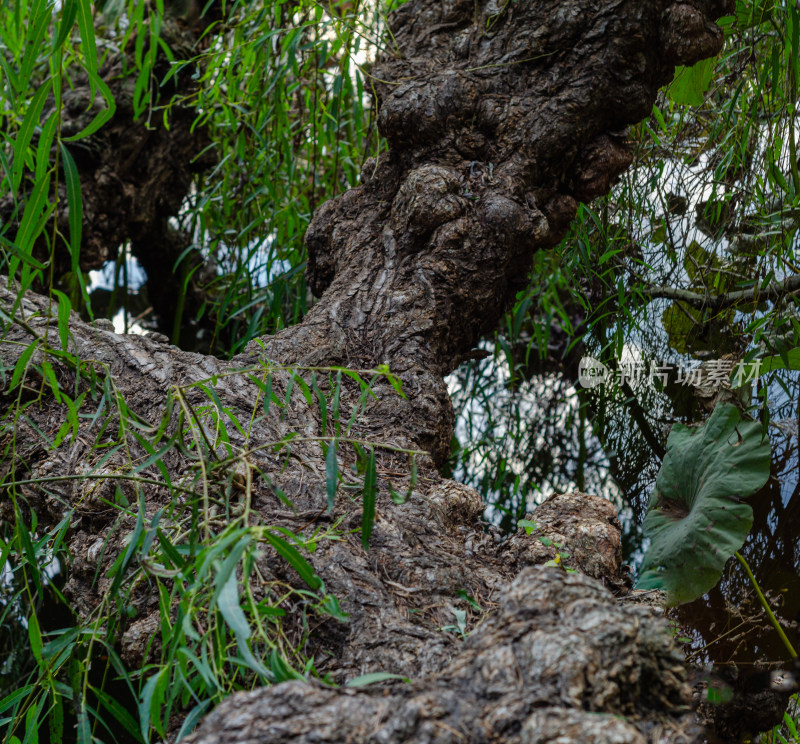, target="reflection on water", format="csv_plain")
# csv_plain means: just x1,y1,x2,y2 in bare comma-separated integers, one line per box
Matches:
447,349,800,671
